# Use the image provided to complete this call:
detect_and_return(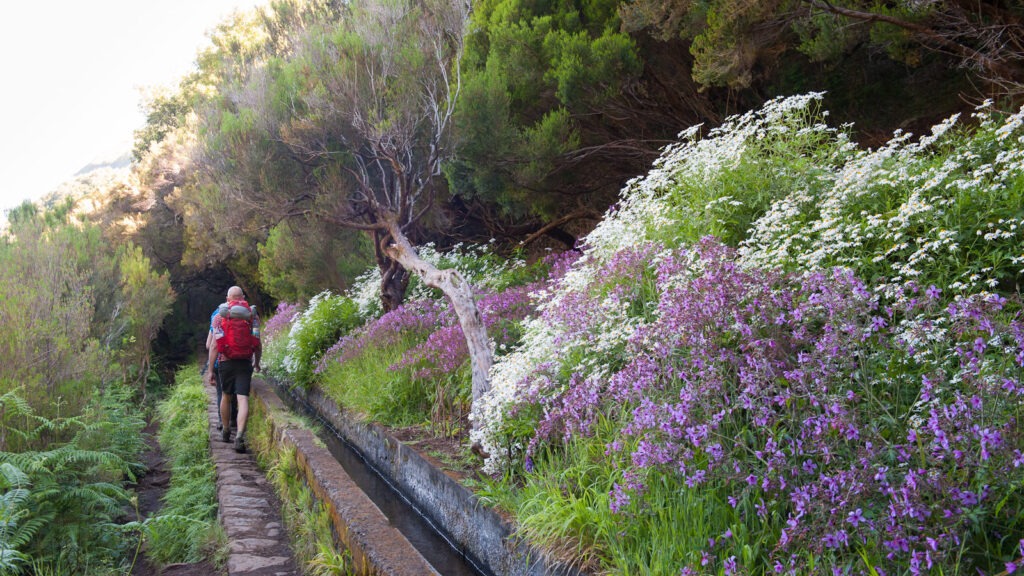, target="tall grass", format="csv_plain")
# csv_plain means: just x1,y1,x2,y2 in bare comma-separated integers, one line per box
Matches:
145,367,219,567
320,335,431,426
